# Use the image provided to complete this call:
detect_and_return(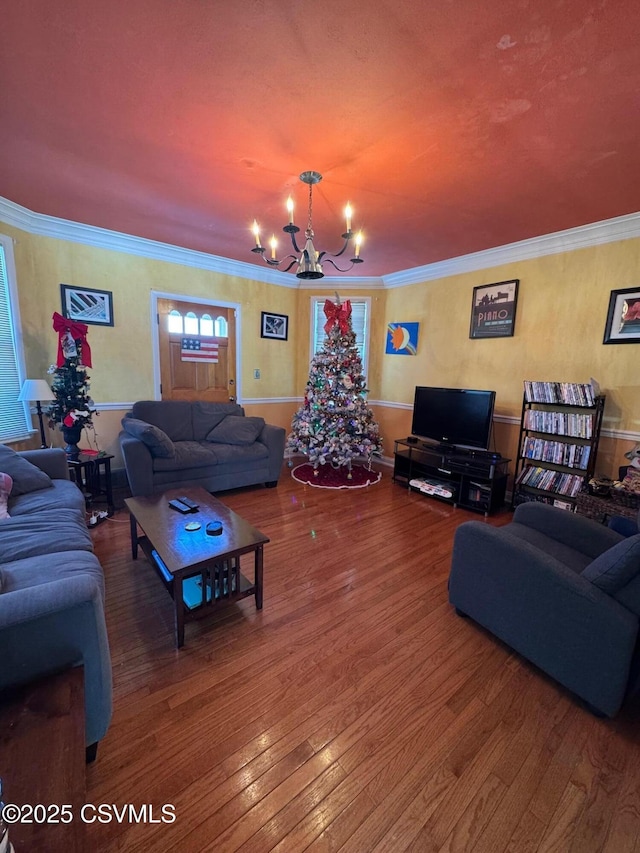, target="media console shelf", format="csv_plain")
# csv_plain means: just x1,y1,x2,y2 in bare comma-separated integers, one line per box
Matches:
393,438,510,516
